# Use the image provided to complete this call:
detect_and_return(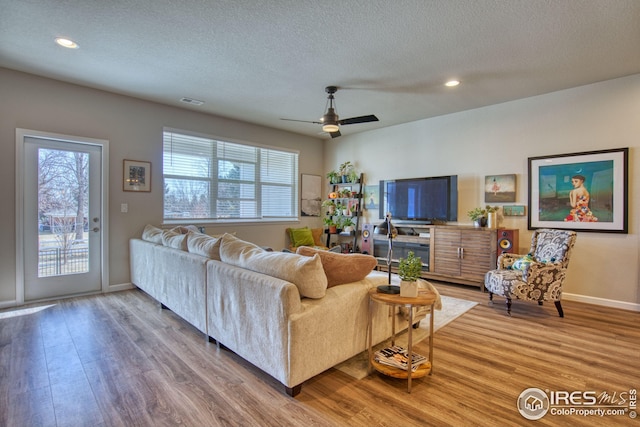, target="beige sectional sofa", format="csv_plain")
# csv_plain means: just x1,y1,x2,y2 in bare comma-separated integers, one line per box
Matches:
129,226,413,396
